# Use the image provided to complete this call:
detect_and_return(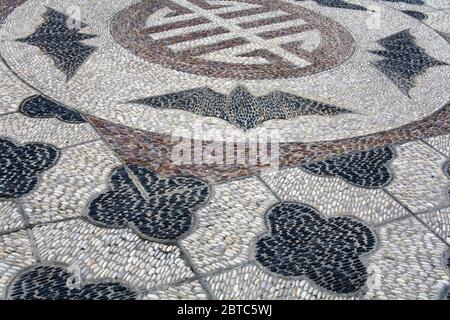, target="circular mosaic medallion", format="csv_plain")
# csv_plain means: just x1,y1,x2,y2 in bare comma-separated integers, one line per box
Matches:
0,0,449,145
111,0,354,79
